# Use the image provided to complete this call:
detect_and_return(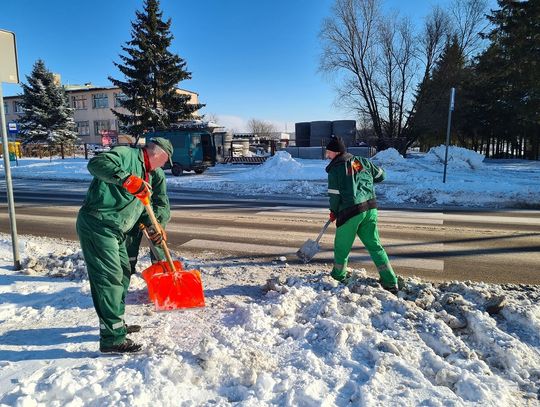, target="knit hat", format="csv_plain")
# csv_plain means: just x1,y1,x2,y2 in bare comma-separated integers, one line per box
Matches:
325,136,346,153
149,137,174,166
